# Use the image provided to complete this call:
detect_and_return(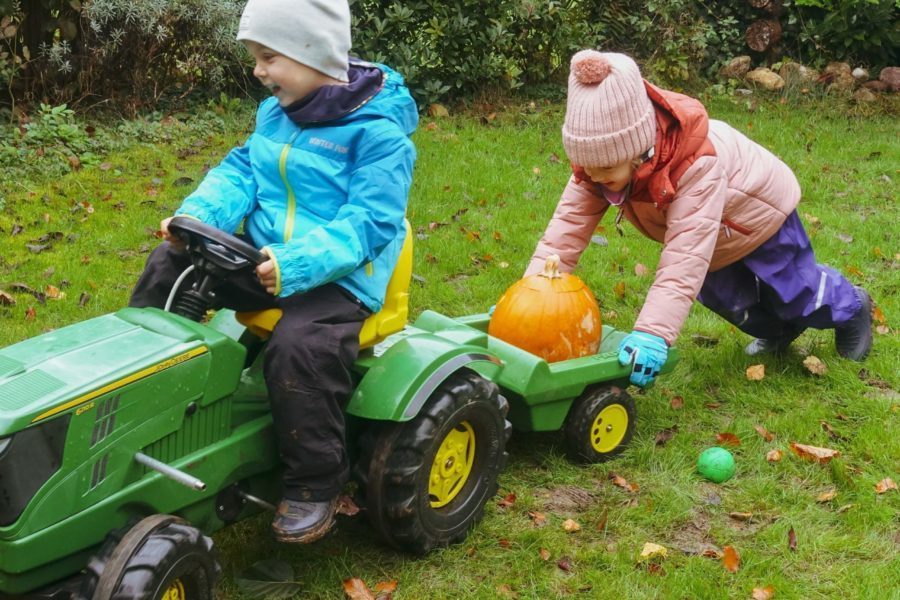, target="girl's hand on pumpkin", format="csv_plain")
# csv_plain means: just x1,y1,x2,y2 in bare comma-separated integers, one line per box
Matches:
617,330,668,387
